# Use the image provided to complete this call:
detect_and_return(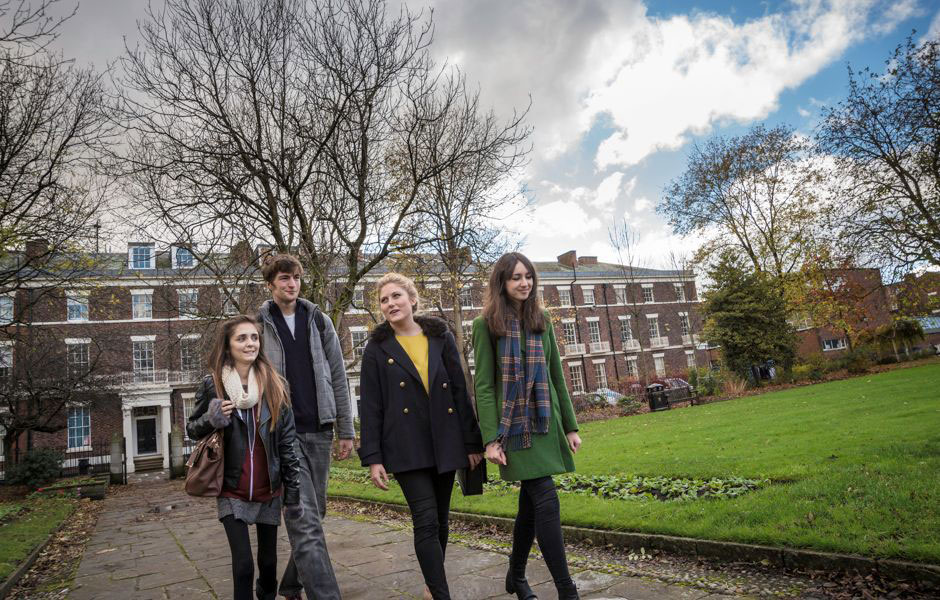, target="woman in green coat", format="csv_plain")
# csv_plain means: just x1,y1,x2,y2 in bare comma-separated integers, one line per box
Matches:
472,252,581,600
